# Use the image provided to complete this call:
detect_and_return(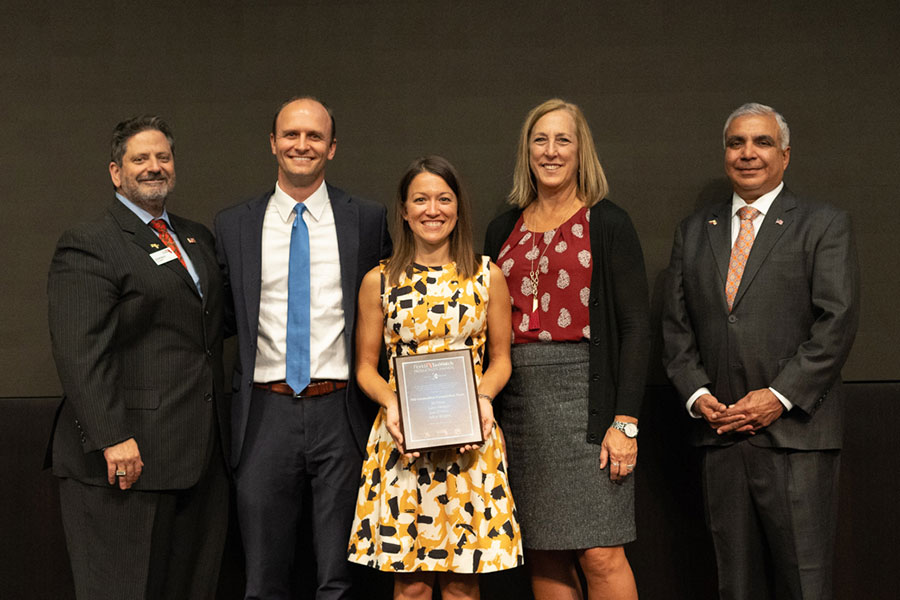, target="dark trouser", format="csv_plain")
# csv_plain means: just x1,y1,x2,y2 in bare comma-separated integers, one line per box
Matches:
702,441,840,600
235,387,361,600
58,453,229,600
